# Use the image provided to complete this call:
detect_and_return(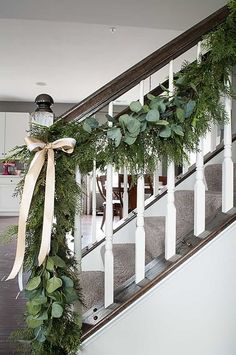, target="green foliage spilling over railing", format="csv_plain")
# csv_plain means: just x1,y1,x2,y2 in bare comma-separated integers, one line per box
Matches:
2,1,236,353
